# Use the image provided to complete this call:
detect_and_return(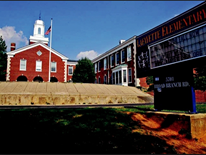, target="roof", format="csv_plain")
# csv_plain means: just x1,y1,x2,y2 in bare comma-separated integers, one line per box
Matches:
6,41,69,60
112,64,128,71
92,36,136,63
68,59,78,62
